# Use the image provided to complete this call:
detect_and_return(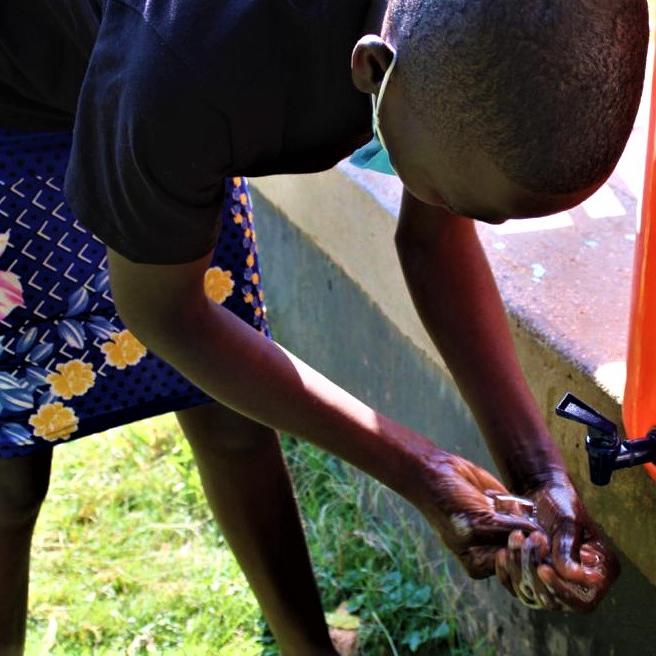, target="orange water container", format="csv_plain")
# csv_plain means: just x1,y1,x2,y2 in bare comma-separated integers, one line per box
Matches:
623,49,656,481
